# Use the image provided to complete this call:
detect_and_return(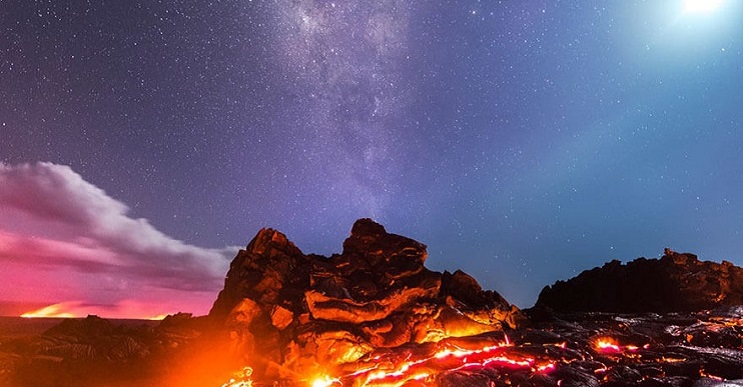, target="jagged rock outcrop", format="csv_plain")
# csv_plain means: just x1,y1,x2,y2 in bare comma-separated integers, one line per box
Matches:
209,218,524,379
536,249,743,313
